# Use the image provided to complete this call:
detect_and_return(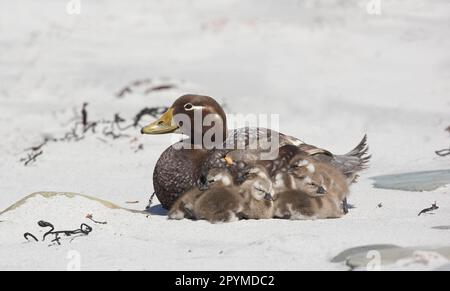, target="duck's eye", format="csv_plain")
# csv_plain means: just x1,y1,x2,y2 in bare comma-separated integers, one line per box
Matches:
184,103,194,111
287,165,297,172
292,160,309,169
291,163,304,170
292,163,303,169
243,171,254,178
254,186,265,193
254,187,272,201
